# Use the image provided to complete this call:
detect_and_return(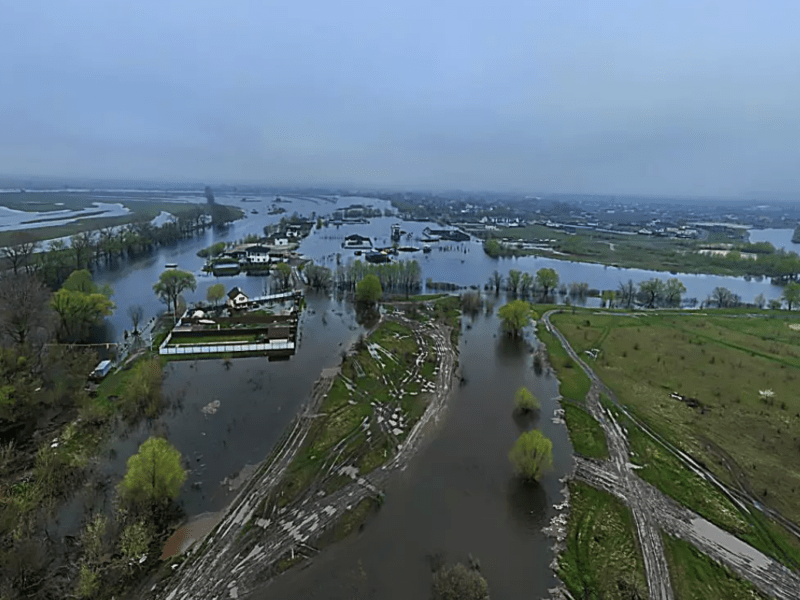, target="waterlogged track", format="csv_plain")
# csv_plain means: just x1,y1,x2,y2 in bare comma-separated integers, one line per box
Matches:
149,315,457,600
543,310,800,600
